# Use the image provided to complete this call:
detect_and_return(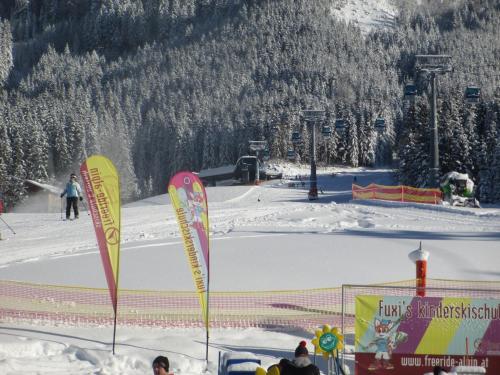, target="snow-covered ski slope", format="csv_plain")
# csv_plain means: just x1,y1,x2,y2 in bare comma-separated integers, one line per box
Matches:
0,165,499,374
1,166,499,290
330,0,398,34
